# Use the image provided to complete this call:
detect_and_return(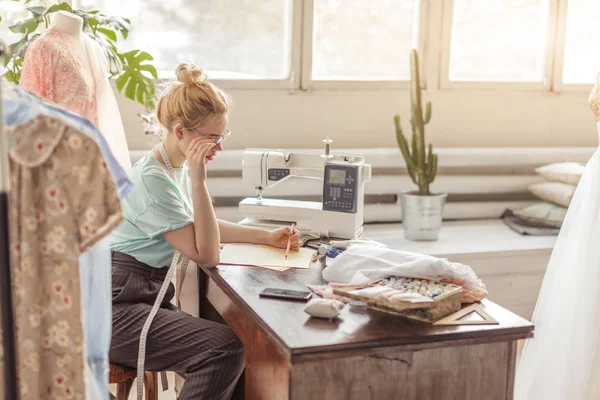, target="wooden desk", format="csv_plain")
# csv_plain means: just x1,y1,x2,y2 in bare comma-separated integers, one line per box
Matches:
198,262,533,400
